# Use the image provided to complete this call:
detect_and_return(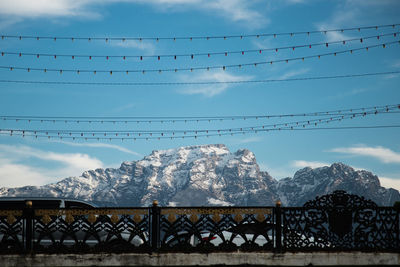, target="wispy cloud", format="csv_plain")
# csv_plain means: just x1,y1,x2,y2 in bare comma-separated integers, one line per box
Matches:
111,40,156,54
0,144,103,187
232,136,263,144
276,68,310,80
178,70,252,97
328,87,370,100
0,0,267,28
0,0,99,19
329,145,400,164
379,176,400,191
291,160,330,169
393,60,400,68
204,0,268,28
111,103,137,113
316,0,400,42
57,141,142,157
0,160,56,188
285,0,305,3
286,0,306,4
383,74,400,79
258,163,293,179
